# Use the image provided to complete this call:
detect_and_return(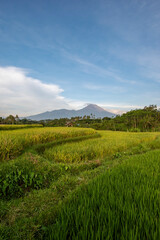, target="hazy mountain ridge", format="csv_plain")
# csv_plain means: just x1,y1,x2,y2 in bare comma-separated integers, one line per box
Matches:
27,104,116,121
